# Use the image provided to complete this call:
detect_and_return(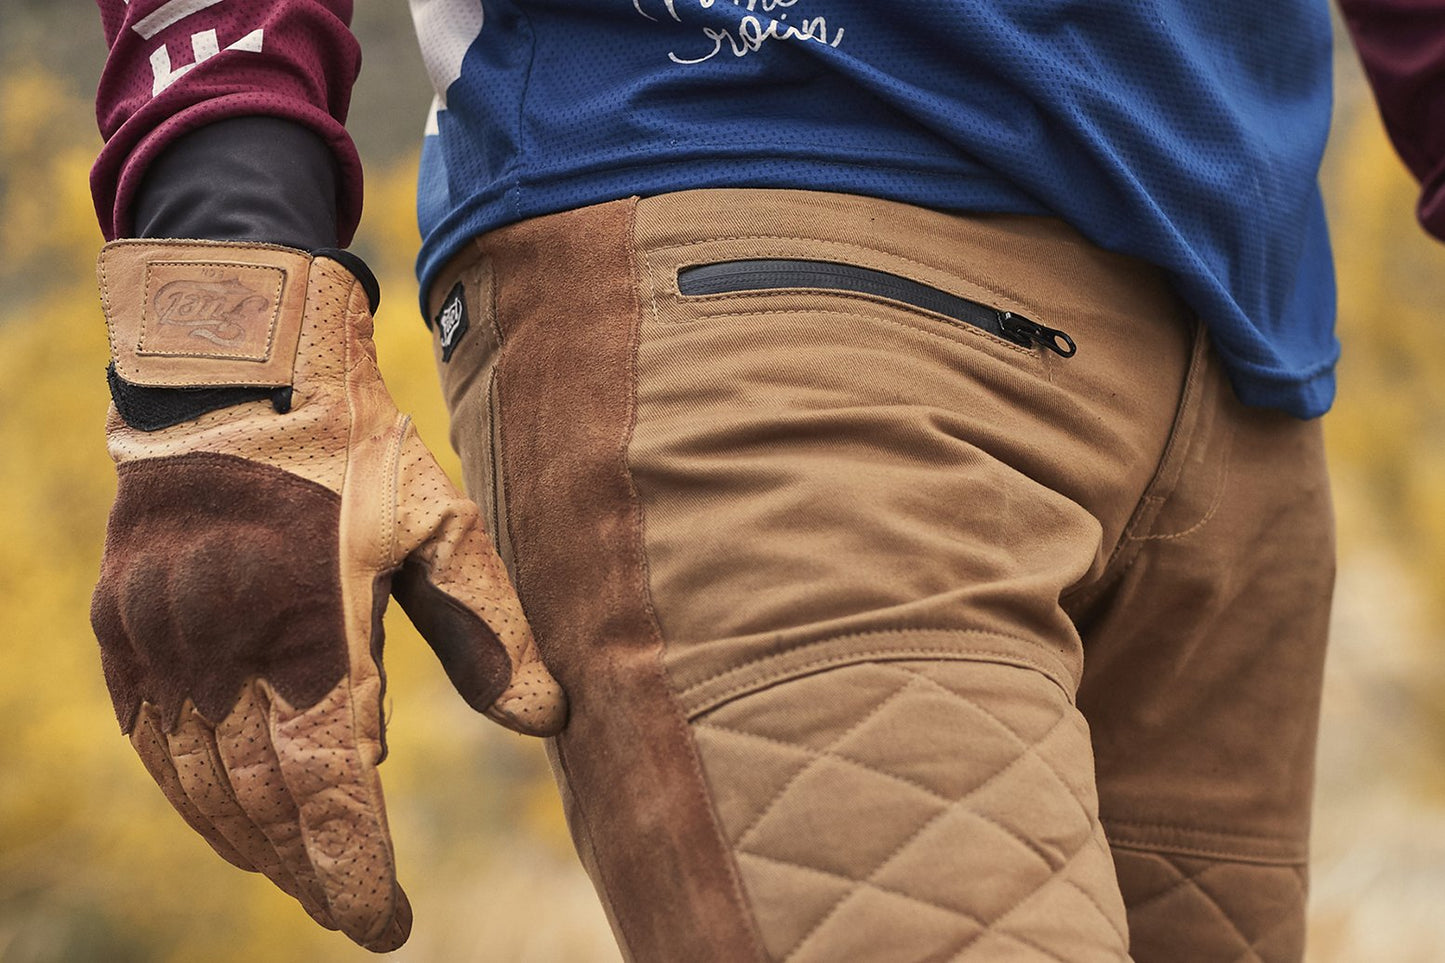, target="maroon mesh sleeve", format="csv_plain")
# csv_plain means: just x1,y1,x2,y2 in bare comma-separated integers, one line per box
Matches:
1339,0,1445,240
93,0,363,243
